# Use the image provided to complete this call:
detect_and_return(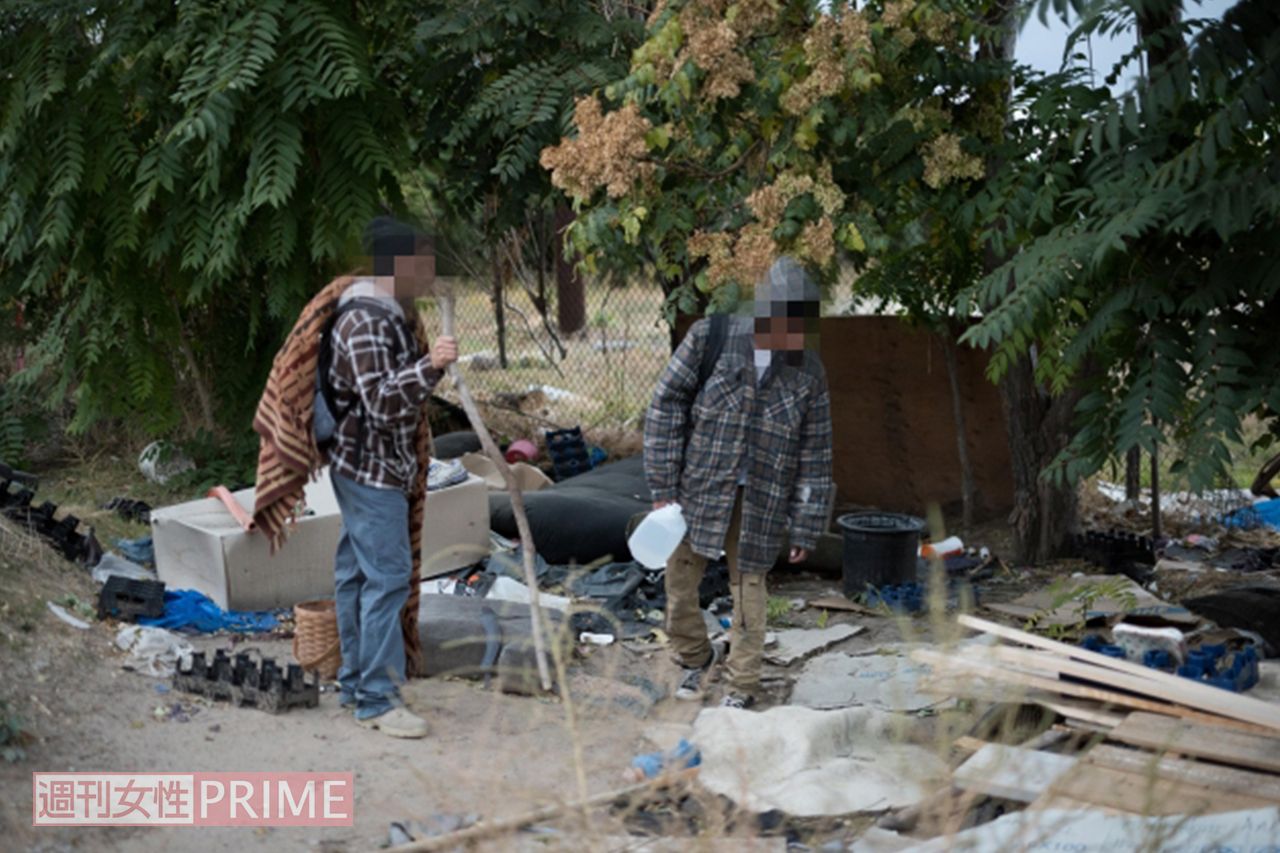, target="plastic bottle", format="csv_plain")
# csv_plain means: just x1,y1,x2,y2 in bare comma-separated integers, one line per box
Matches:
628,504,687,569
919,536,964,559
